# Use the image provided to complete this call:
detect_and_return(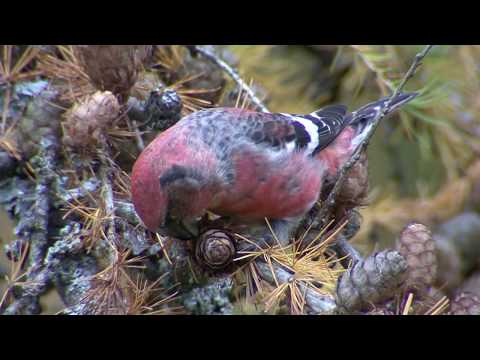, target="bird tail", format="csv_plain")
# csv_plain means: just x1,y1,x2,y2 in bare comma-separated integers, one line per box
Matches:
349,92,418,147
